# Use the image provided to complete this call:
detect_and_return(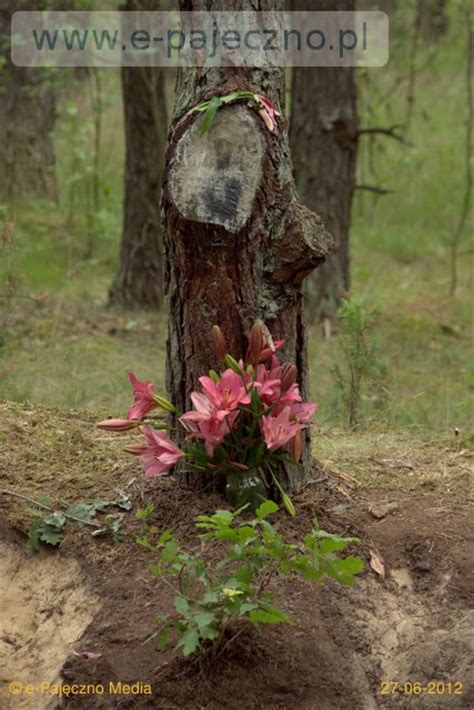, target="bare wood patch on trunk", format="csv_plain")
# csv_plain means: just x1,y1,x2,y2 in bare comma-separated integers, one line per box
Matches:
169,107,265,234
